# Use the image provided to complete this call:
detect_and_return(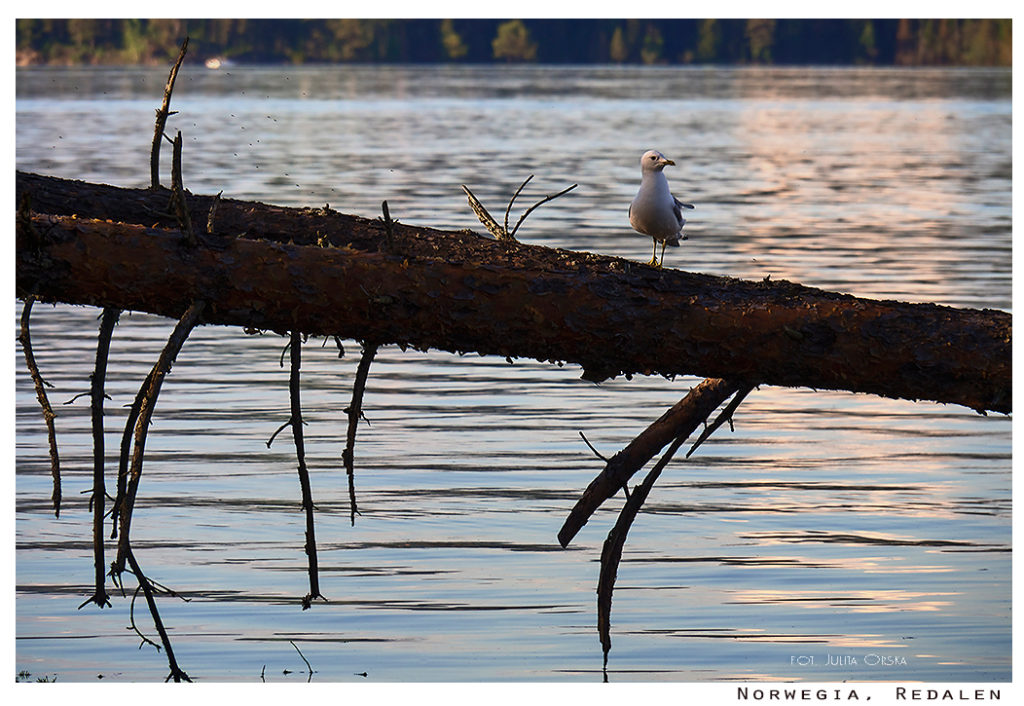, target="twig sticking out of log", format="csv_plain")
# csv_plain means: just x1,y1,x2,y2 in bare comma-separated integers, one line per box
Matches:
462,175,577,242
508,181,578,241
150,37,188,189
343,341,378,526
79,307,120,610
558,378,744,548
381,200,395,252
112,301,206,576
503,174,534,236
461,184,505,240
18,297,61,517
288,332,324,609
206,191,222,235
169,130,196,245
